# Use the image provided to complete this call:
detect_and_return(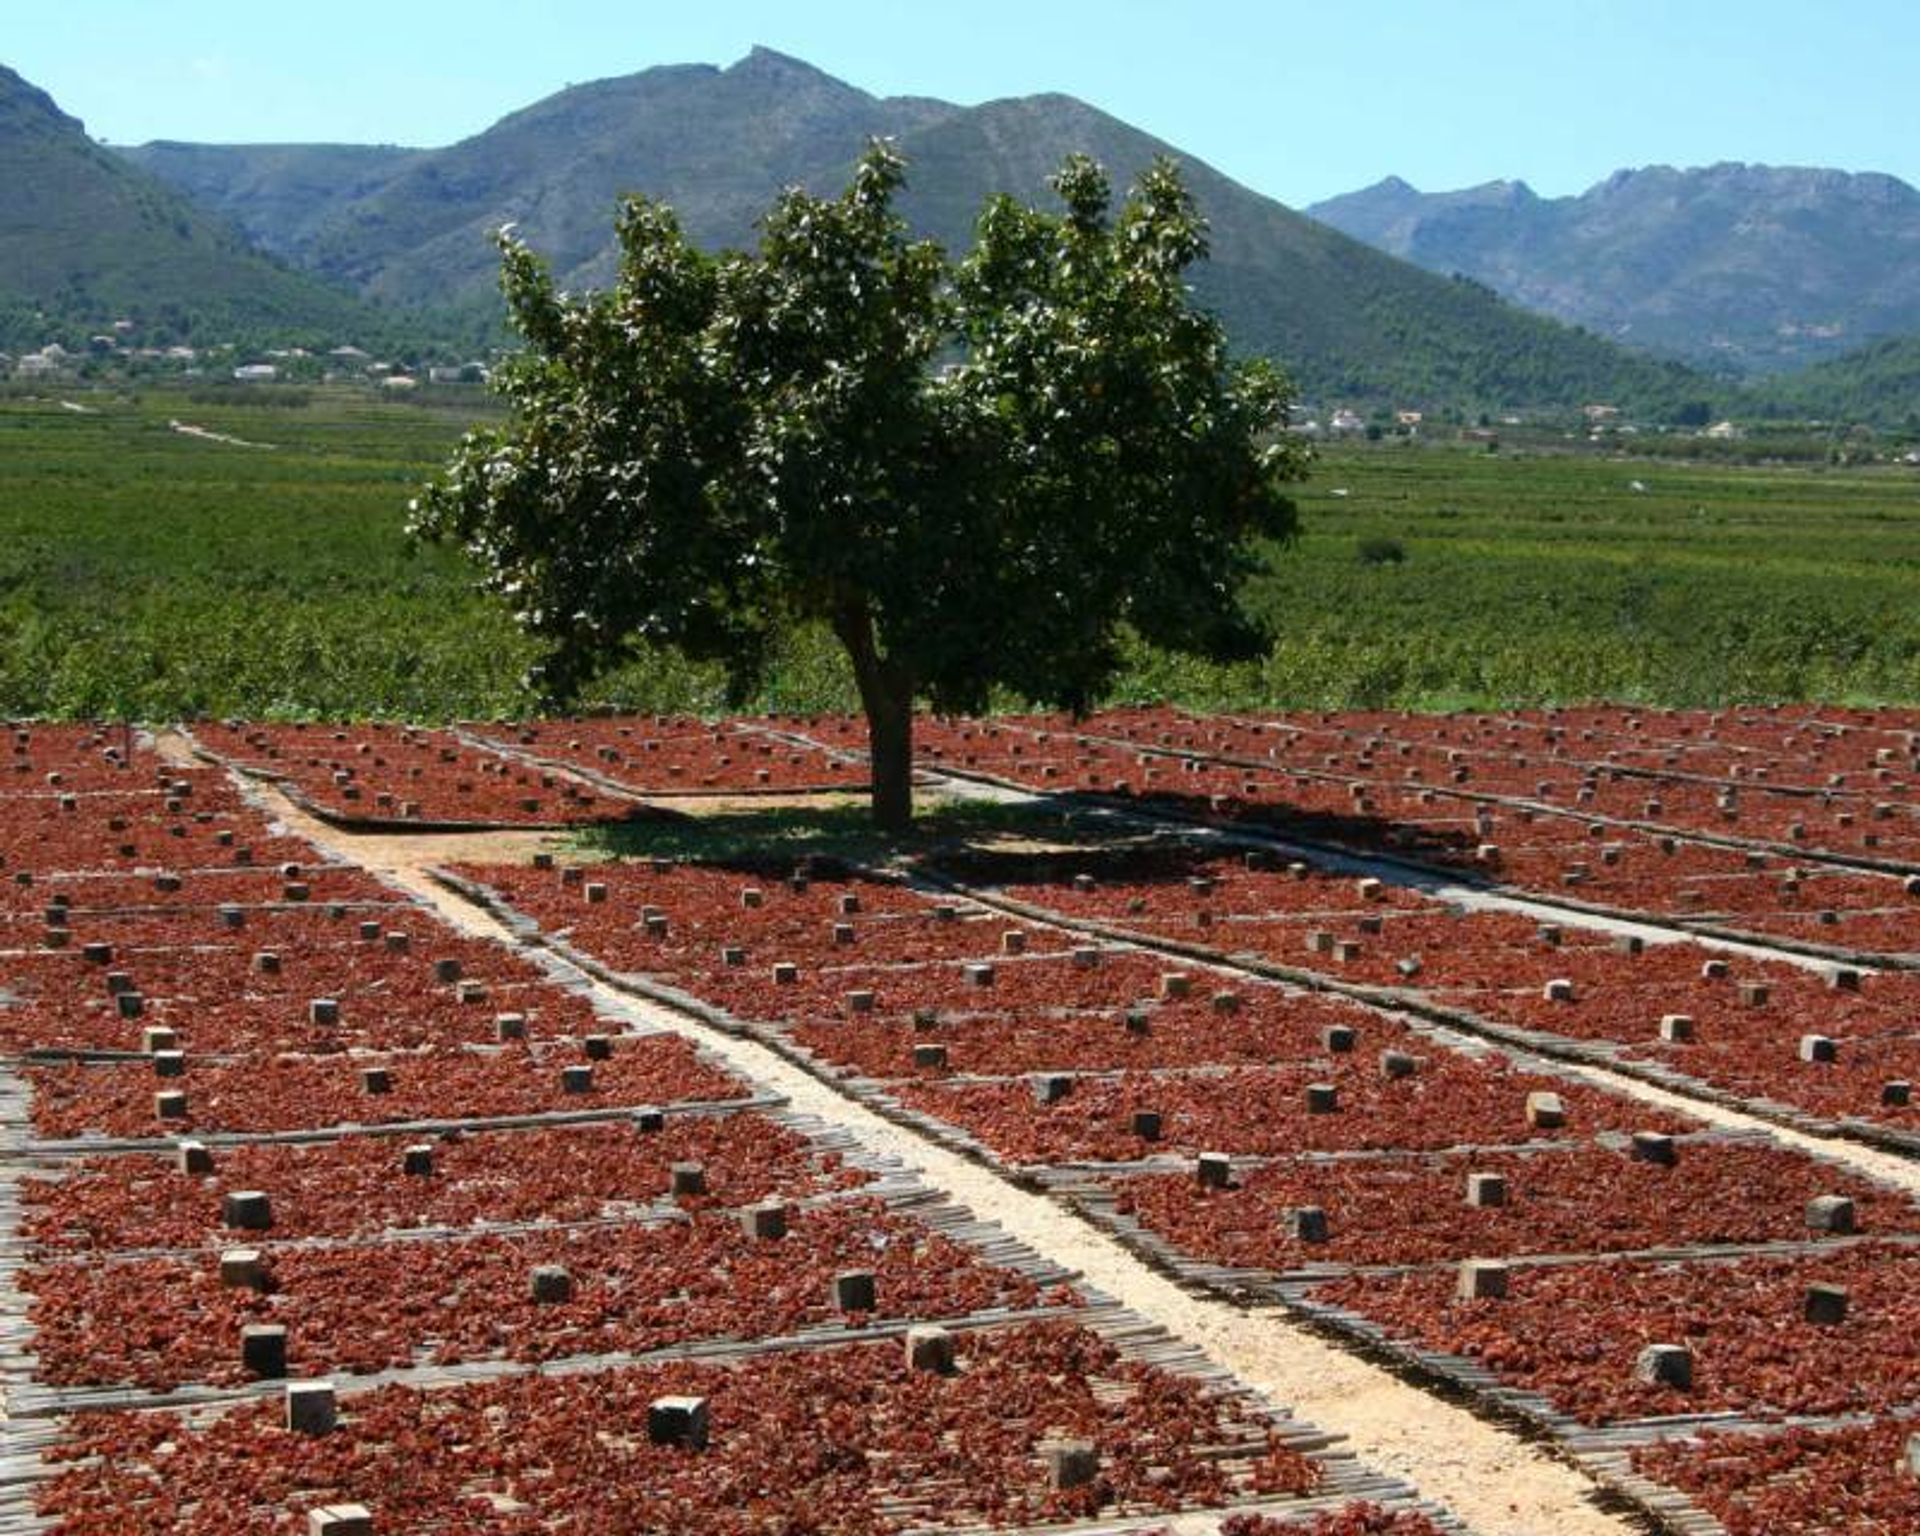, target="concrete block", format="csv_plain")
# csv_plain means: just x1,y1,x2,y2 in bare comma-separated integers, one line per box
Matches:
154,1089,189,1120
220,1248,267,1289
912,1043,948,1070
905,1324,955,1373
116,990,145,1019
1046,1440,1099,1491
1130,1110,1163,1141
1800,1034,1838,1064
528,1265,573,1303
1071,946,1101,969
1738,982,1770,1007
494,1012,527,1041
1659,1014,1695,1043
560,1064,594,1094
632,1106,665,1134
583,1034,613,1061
670,1163,707,1198
145,1044,187,1077
1883,1080,1912,1107
1807,1195,1856,1234
1196,1152,1233,1190
1701,958,1730,980
1805,1283,1850,1325
177,1139,214,1175
1631,1131,1677,1166
832,1270,877,1311
402,1143,434,1177
1305,1082,1339,1114
1379,1050,1418,1080
360,1067,392,1095
1542,978,1575,1002
1635,1343,1692,1389
241,1323,287,1378
741,1201,788,1240
286,1380,338,1435
308,1505,373,1536
309,998,340,1026
1031,1073,1073,1104
1465,1171,1507,1208
771,962,799,985
1458,1259,1509,1301
224,1190,273,1230
963,962,995,987
1211,990,1242,1014
1525,1092,1566,1130
1292,1206,1329,1244
583,882,608,904
1159,973,1192,1000
844,989,875,1013
1001,930,1026,955
647,1395,710,1449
